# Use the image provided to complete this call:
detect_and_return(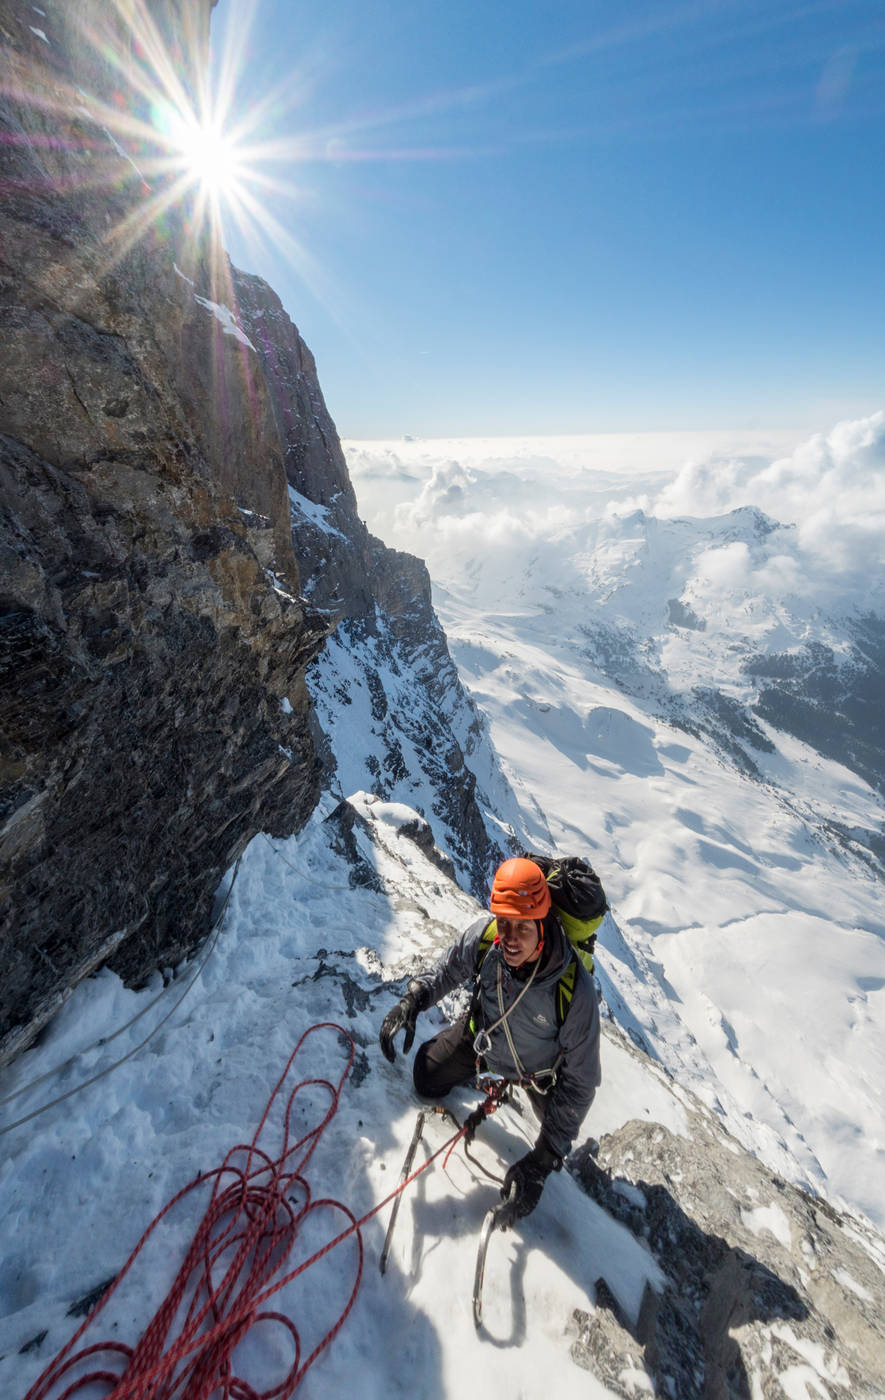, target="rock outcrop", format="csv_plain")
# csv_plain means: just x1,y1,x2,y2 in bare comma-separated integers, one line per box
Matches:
232,268,510,896
0,0,327,1065
570,1061,885,1399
